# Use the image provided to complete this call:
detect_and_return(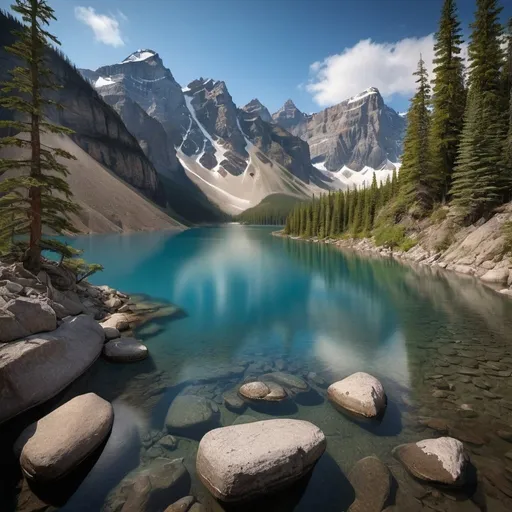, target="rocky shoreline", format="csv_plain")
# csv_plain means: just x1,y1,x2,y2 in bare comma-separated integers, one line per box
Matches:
273,205,512,299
